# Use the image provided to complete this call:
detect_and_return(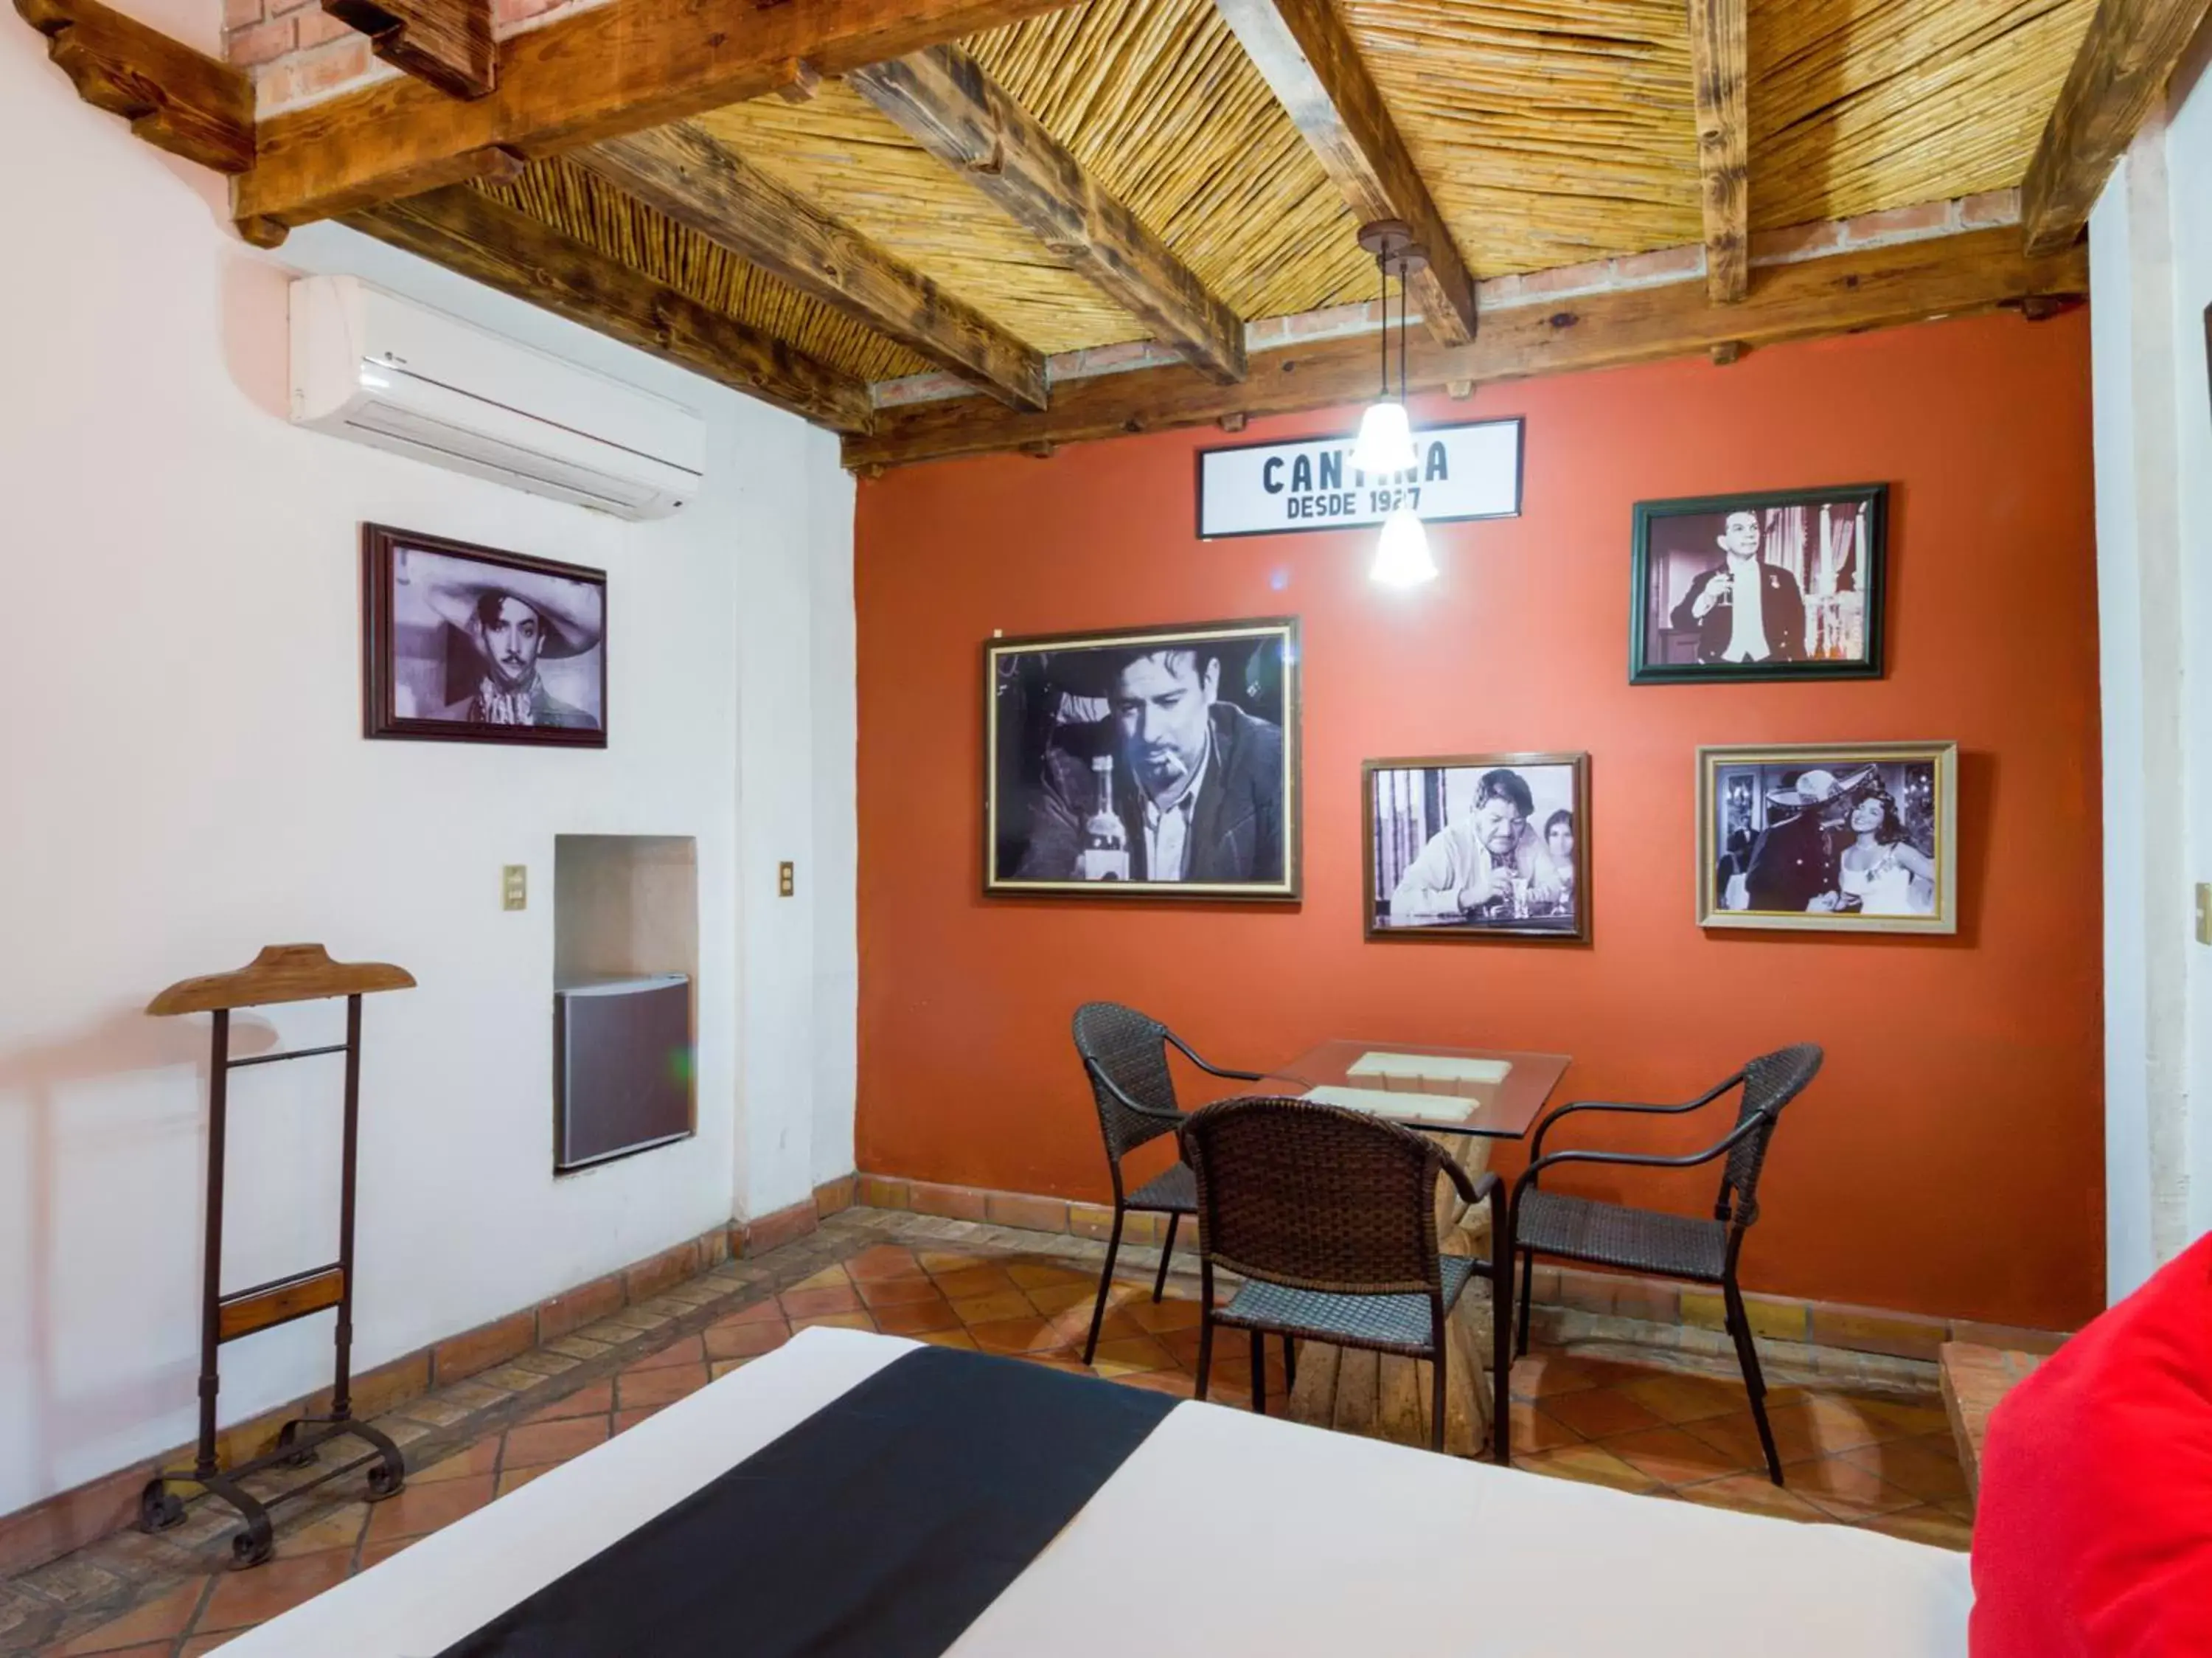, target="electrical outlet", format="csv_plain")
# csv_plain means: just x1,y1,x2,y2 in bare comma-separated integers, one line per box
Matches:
2197,883,2211,946
778,861,796,898
503,864,527,911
